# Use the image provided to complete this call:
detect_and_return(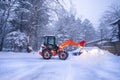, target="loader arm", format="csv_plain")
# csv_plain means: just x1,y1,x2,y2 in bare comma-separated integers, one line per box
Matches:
58,39,85,50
